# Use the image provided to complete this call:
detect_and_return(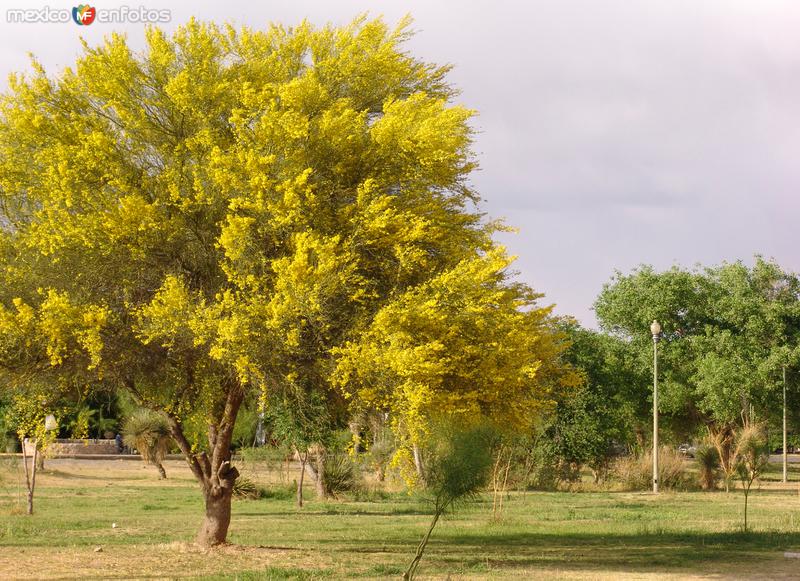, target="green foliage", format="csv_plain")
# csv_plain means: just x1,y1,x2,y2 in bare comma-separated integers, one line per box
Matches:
232,476,261,500
231,402,260,450
67,406,95,440
595,258,800,442
516,322,639,487
423,422,497,507
695,443,720,491
321,452,358,496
